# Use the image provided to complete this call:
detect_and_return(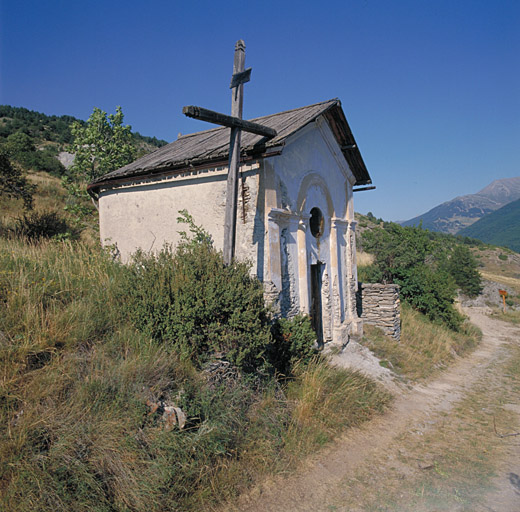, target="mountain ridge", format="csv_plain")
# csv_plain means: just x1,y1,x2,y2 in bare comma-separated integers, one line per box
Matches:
458,198,520,252
402,177,520,234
